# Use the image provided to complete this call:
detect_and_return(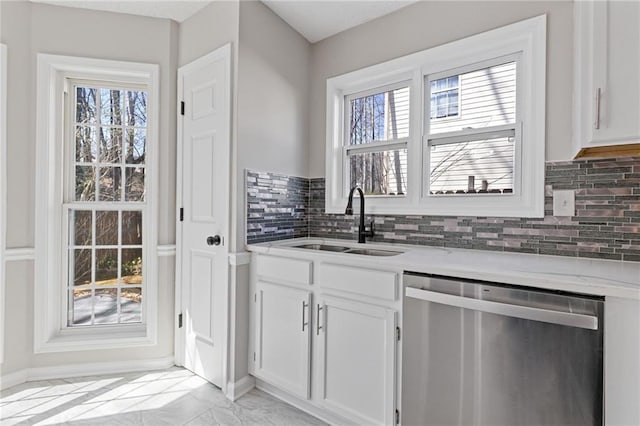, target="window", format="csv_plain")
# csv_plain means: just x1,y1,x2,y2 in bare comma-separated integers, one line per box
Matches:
35,54,159,353
326,15,546,217
346,84,409,196
426,59,517,195
67,83,147,327
430,76,459,119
